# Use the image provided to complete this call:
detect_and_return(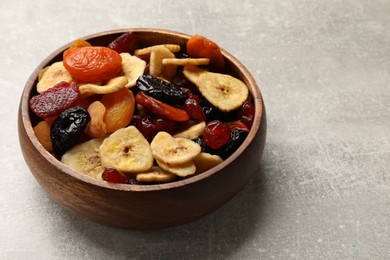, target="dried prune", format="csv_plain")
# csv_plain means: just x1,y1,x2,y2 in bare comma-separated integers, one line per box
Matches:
136,75,188,105
30,81,81,119
193,136,209,153
215,129,248,160
200,99,236,122
171,70,199,96
51,106,90,157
